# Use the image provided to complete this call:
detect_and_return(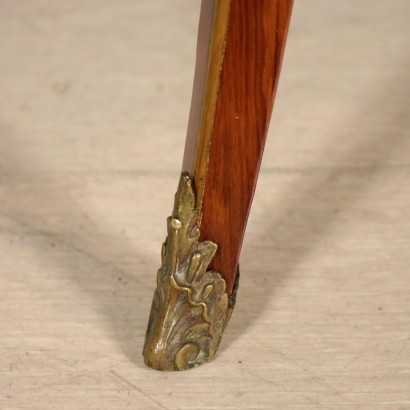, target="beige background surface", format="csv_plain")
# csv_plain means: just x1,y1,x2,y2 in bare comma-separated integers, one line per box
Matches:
1,1,409,409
